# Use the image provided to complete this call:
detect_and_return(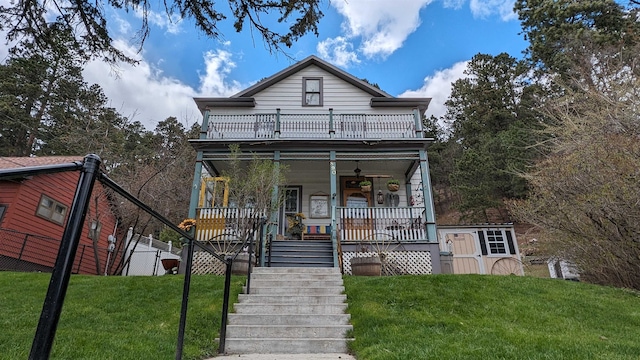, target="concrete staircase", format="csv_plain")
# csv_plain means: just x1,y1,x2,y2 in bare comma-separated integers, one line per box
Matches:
222,267,352,354
268,240,334,267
